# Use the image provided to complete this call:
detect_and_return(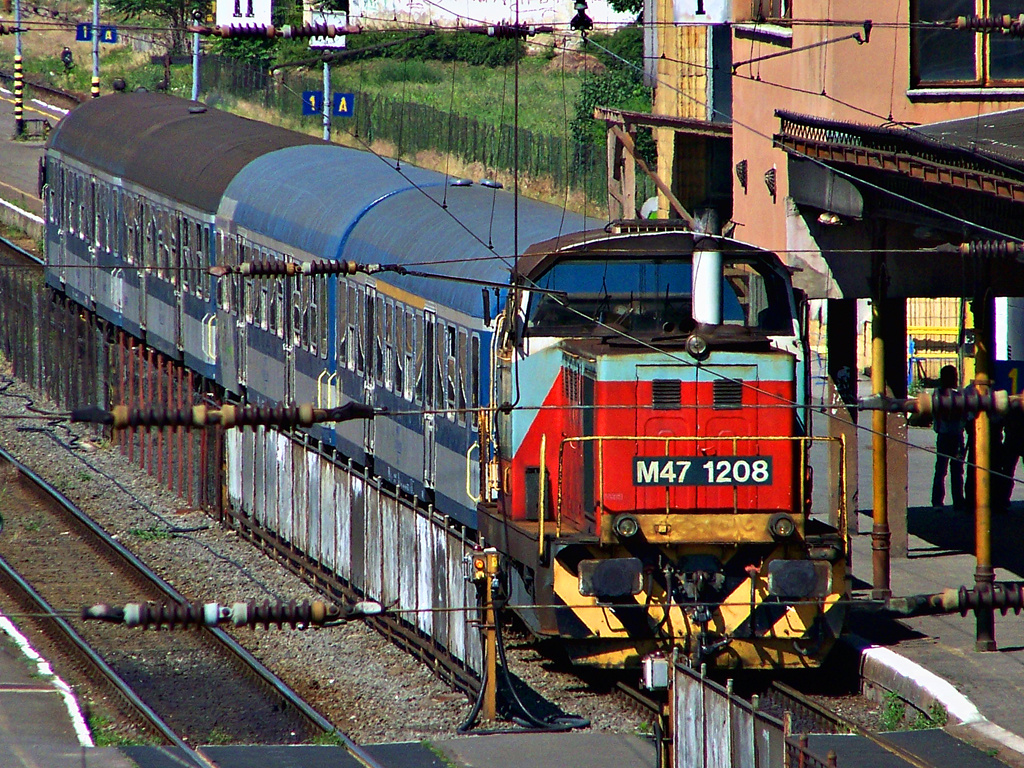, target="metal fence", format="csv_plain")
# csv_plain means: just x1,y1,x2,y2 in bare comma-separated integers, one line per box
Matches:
673,663,837,768
199,55,657,208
